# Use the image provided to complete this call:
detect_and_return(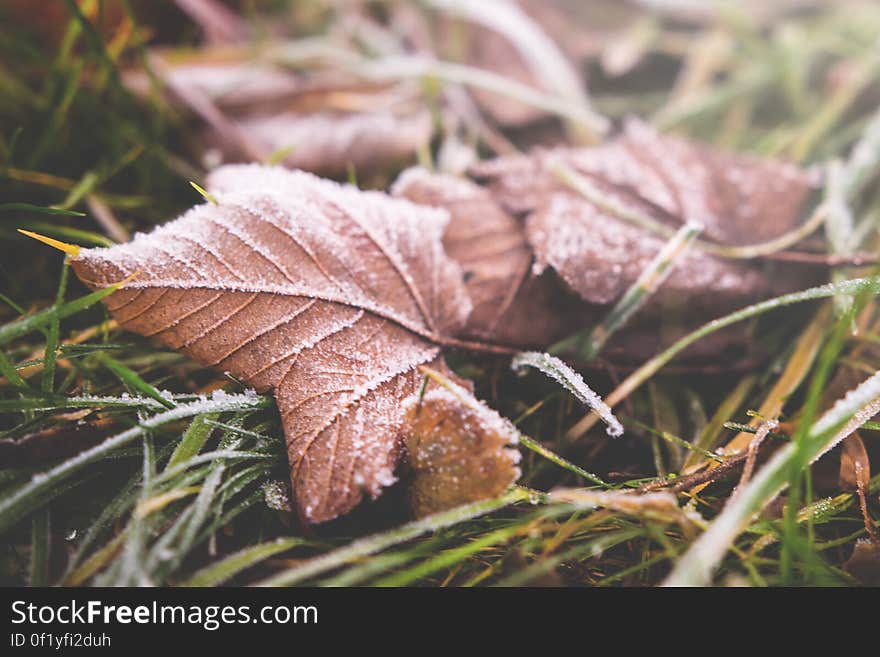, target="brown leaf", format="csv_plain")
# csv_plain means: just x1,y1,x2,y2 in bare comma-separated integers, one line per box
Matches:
391,166,764,362
0,418,115,468
403,373,520,517
524,193,770,312
392,167,593,346
125,51,432,175
844,539,880,586
471,118,818,315
441,18,546,128
399,0,636,127
231,103,432,176
517,0,639,62
473,118,818,245
839,432,878,543
70,164,472,523
122,58,304,112
392,2,548,128
840,432,871,493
